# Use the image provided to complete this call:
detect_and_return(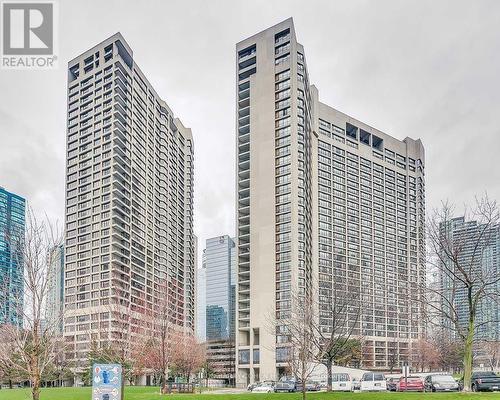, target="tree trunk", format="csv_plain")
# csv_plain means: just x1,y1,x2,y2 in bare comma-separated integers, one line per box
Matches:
160,370,167,394
326,361,332,392
462,319,474,392
32,375,40,400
